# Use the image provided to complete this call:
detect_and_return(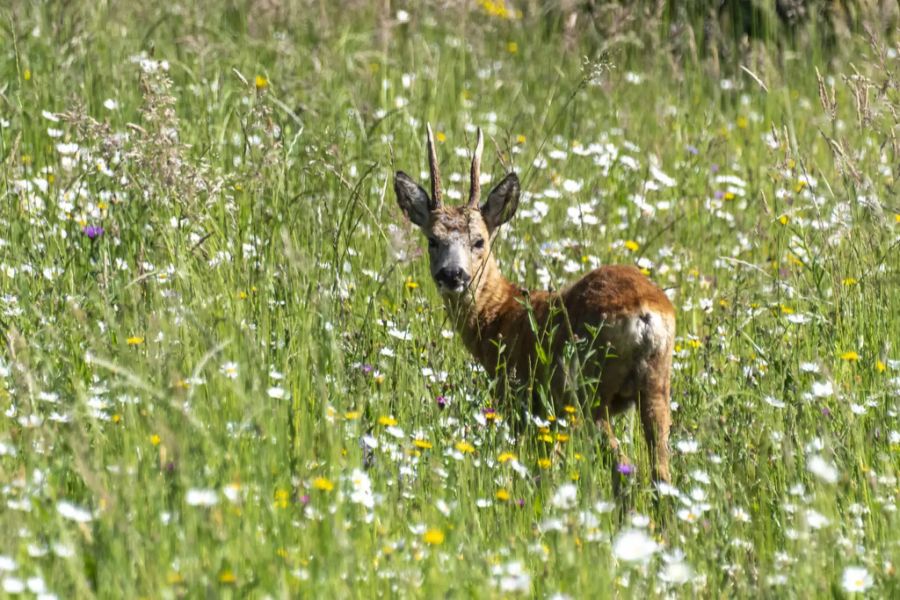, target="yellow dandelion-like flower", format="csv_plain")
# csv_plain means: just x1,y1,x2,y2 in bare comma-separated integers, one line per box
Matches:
876,360,886,373
780,305,795,315
497,452,516,464
378,415,398,426
624,240,640,252
840,351,859,362
150,434,161,446
496,489,510,501
516,134,526,144
423,528,445,545
126,336,144,345
255,75,268,90
413,439,433,449
312,477,334,492
842,277,858,286
273,489,290,509
507,41,518,54
537,432,553,443
436,131,447,143
405,277,419,290
538,458,552,469
723,191,736,200
563,405,577,414
736,116,749,129
556,433,570,443
166,572,184,584
779,215,790,225
24,69,32,81
455,441,475,454
218,570,237,584
344,410,361,420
